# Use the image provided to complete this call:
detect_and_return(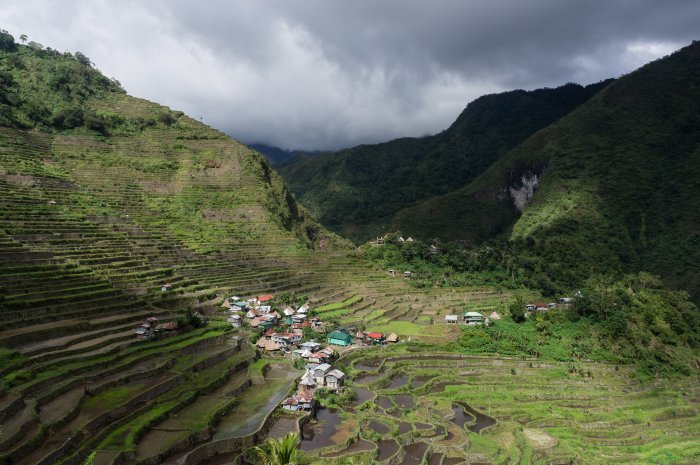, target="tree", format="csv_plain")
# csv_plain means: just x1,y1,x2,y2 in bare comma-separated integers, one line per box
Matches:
0,30,17,52
509,296,526,323
74,51,92,67
250,432,299,465
19,34,27,44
